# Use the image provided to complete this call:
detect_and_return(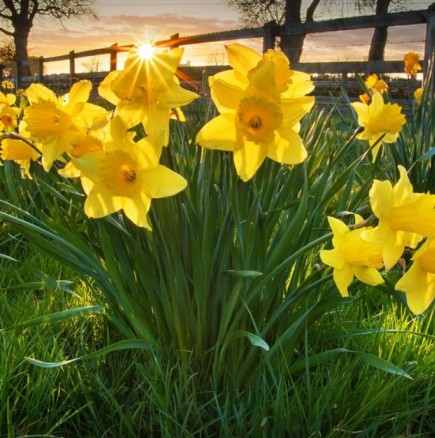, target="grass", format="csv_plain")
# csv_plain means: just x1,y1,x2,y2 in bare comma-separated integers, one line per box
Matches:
1,243,434,436
1,64,434,435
